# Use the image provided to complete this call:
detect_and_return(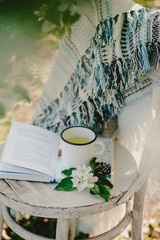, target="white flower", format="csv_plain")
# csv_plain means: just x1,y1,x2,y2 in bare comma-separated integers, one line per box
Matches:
71,165,91,179
71,164,98,192
86,173,98,189
71,174,87,192
77,181,87,192
71,169,79,178
77,165,92,175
